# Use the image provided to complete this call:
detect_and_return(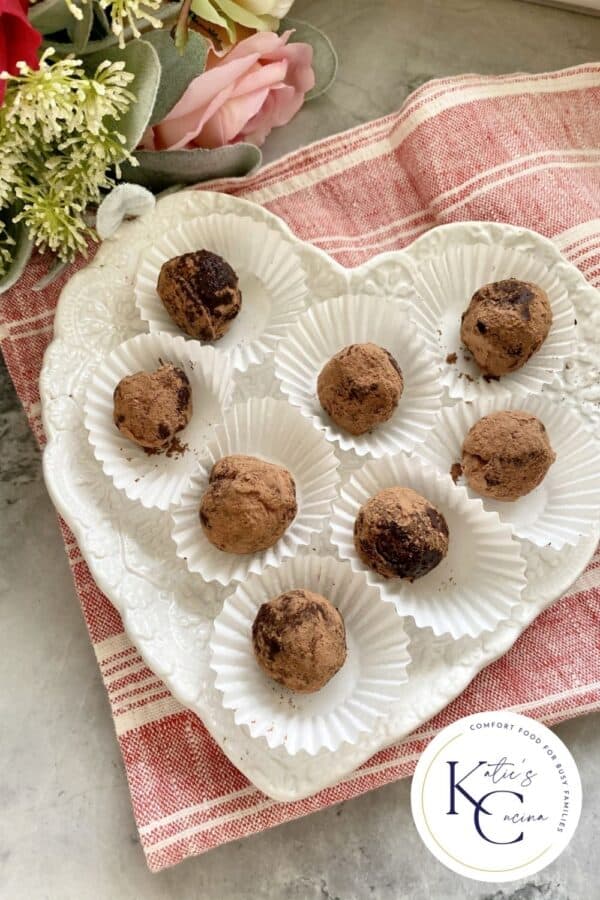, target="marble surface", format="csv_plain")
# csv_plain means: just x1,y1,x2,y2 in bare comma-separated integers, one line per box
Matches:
1,1,599,896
